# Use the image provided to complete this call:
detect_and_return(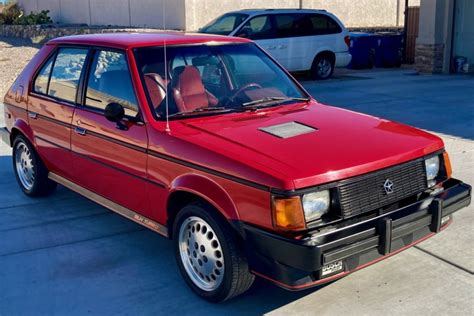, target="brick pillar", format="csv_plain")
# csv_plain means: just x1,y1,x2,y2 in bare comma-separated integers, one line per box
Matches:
415,0,454,73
